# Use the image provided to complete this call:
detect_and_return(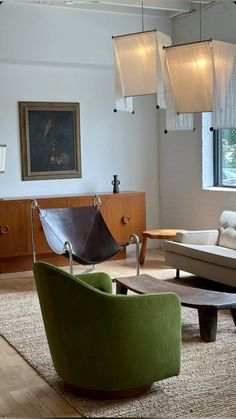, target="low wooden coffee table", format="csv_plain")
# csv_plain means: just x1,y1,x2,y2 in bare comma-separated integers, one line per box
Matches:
115,274,236,342
140,229,186,265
